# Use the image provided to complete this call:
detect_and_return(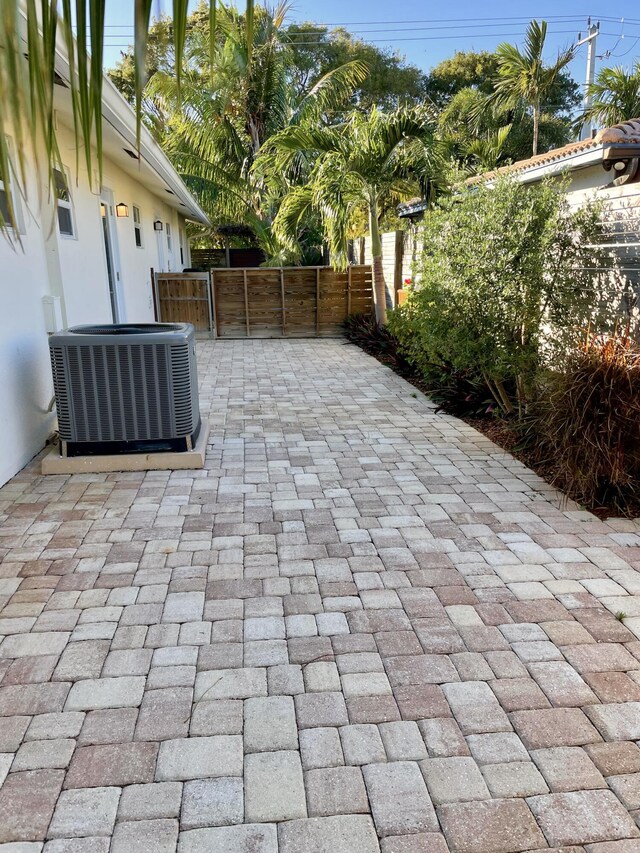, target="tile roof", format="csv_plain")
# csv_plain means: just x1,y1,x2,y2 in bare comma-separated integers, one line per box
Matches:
398,119,640,215
465,118,640,185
